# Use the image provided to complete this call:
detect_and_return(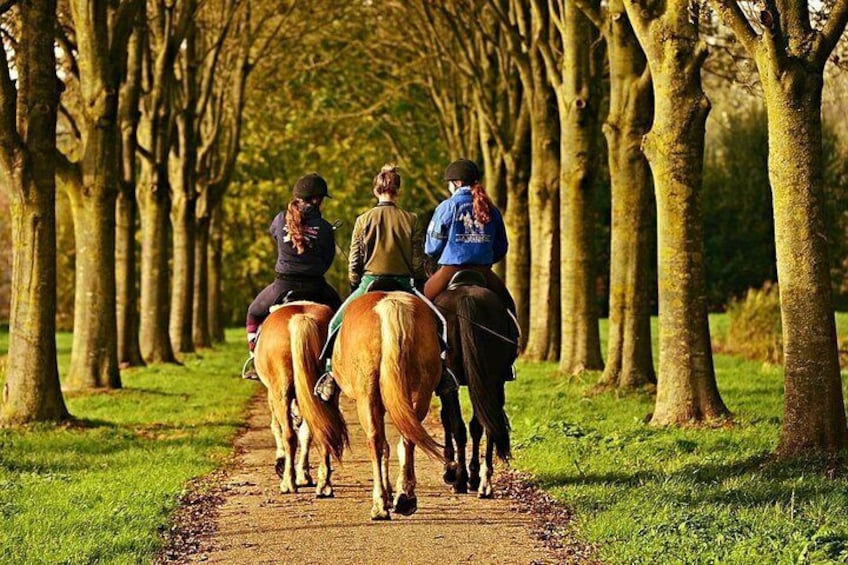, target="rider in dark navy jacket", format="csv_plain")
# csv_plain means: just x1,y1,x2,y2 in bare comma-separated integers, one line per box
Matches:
243,173,341,378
